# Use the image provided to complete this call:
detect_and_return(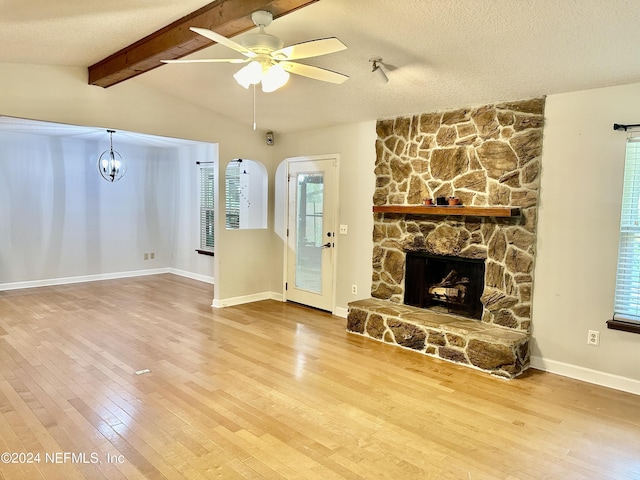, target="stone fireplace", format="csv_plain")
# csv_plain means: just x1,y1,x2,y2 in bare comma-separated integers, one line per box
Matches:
347,98,545,378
